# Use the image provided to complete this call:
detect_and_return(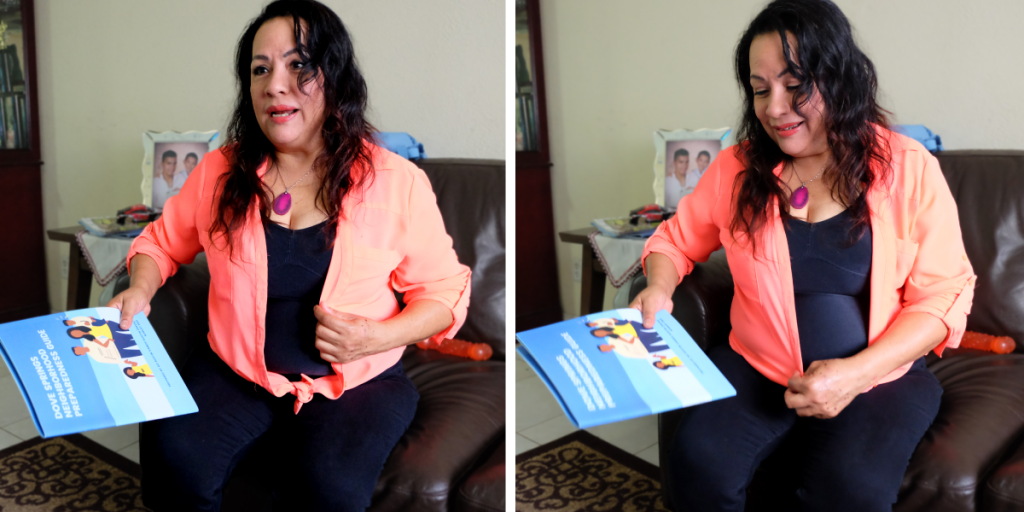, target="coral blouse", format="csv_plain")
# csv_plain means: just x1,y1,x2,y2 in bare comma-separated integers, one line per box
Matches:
643,129,975,388
128,144,471,412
